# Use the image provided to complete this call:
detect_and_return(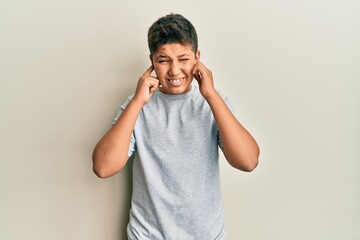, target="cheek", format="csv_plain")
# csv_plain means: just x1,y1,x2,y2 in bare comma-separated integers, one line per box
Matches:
182,62,195,74
153,65,166,77
184,65,193,73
